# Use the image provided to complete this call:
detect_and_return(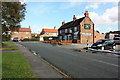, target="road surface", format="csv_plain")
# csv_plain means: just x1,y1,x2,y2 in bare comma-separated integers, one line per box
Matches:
19,42,119,78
